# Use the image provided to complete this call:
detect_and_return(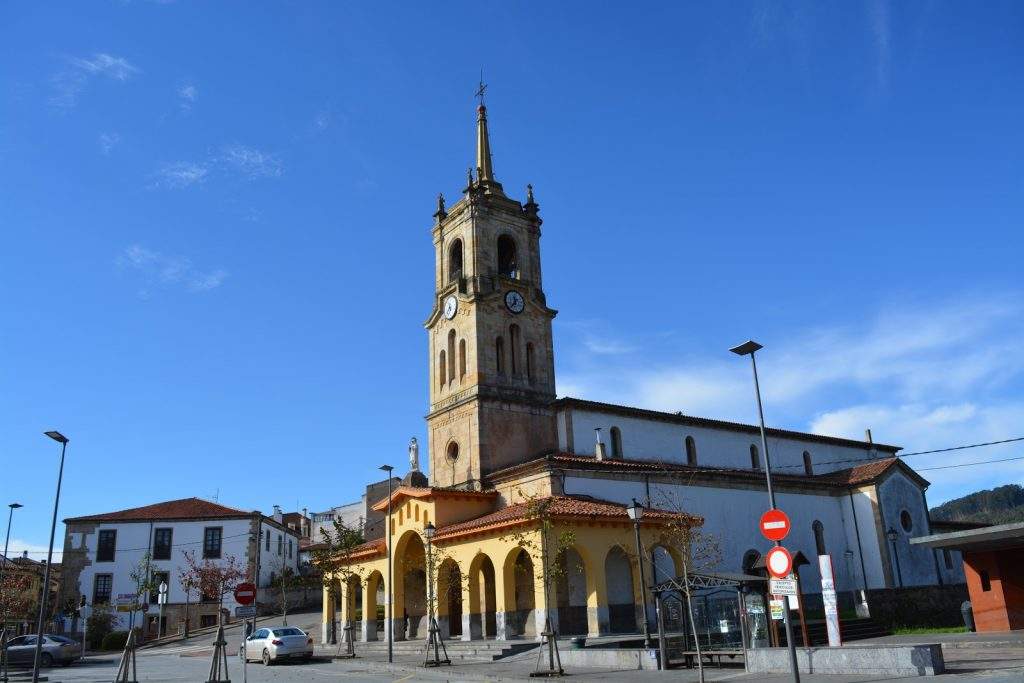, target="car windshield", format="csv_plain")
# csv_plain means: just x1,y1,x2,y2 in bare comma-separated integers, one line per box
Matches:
48,635,75,643
272,628,304,636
